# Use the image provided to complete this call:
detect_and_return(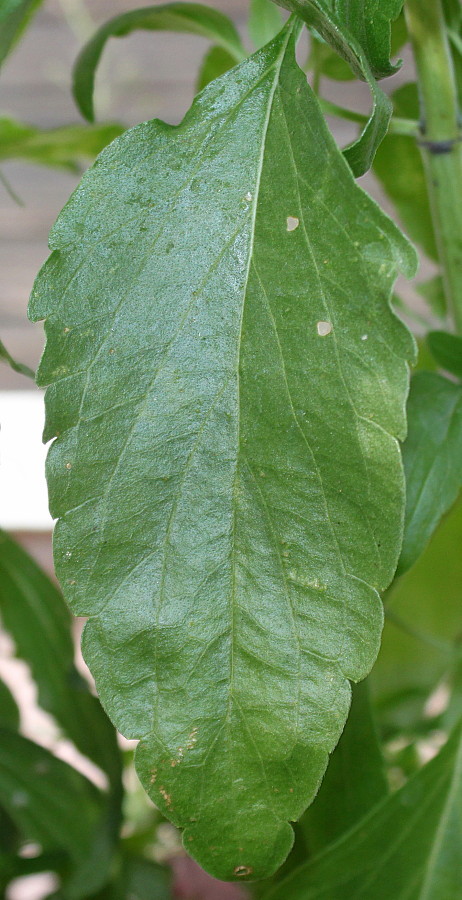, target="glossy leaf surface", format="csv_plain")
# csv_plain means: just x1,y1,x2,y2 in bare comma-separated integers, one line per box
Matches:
265,724,462,899
30,25,415,880
0,117,124,171
72,3,246,122
272,0,394,174
427,331,462,379
398,373,462,575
